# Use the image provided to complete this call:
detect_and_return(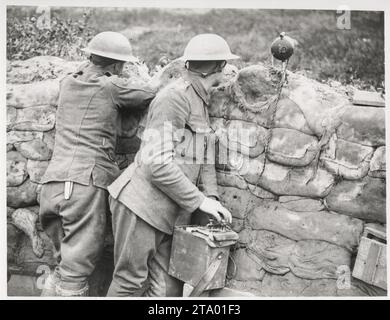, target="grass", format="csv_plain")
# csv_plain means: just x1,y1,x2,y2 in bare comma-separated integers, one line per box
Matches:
7,6,384,89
